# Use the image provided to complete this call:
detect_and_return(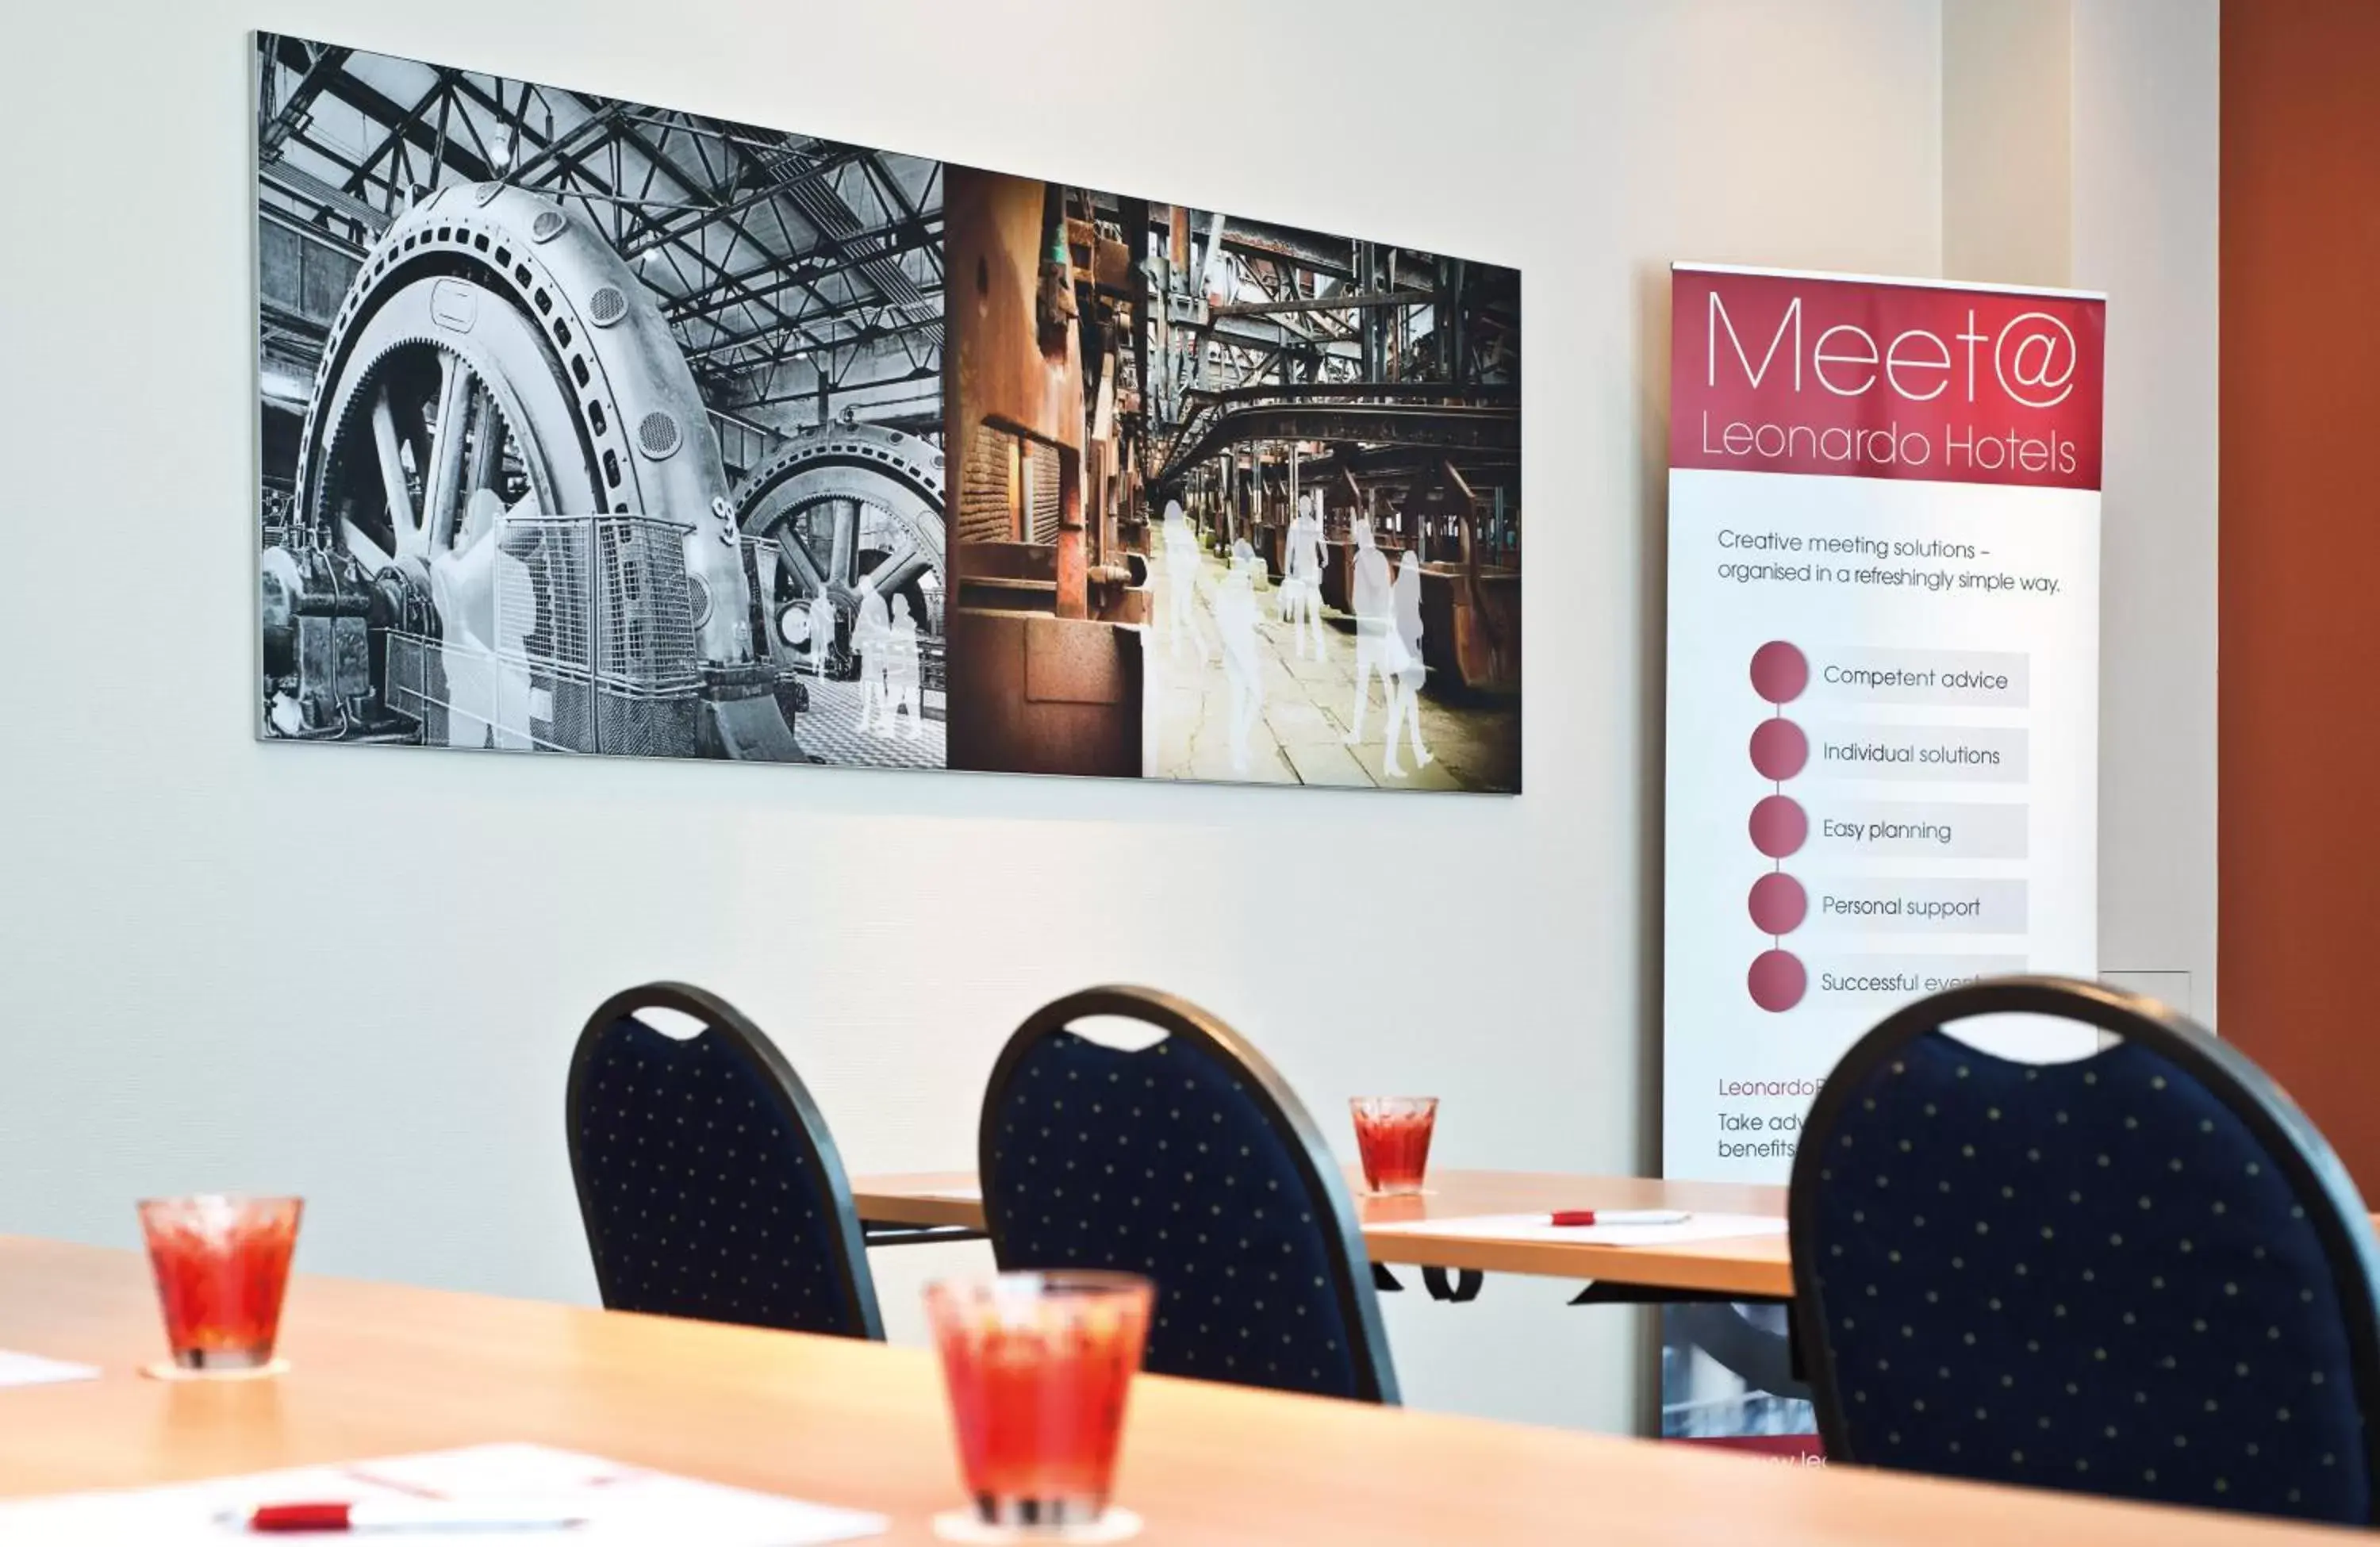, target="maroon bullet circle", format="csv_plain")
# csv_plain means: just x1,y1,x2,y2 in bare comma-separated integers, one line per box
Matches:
1749,950,1808,1013
1750,641,1810,704
1749,795,1808,858
1749,717,1809,781
1749,871,1808,935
